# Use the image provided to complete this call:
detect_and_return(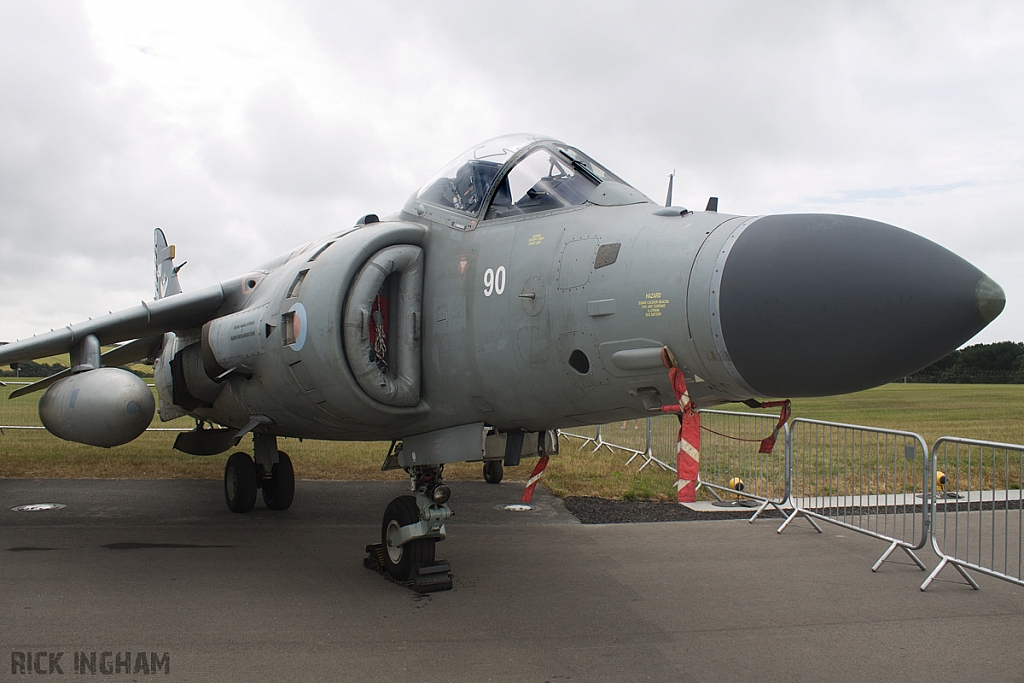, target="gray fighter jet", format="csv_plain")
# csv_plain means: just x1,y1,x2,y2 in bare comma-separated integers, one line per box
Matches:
0,134,1005,585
